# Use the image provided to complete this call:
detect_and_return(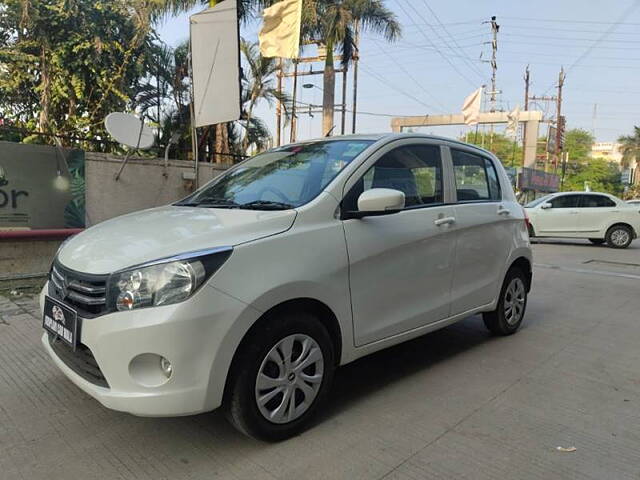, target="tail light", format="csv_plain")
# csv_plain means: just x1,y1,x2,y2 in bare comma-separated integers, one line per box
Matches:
522,207,531,233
